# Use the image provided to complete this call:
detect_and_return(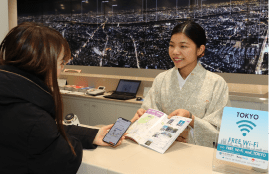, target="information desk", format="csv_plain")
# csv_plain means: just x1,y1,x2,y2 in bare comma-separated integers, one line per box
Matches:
62,92,268,127
77,126,223,174
62,93,142,126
